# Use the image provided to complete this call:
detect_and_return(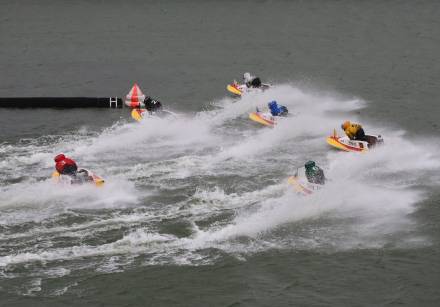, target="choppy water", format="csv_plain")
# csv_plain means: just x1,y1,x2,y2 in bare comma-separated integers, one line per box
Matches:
1,1,440,306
